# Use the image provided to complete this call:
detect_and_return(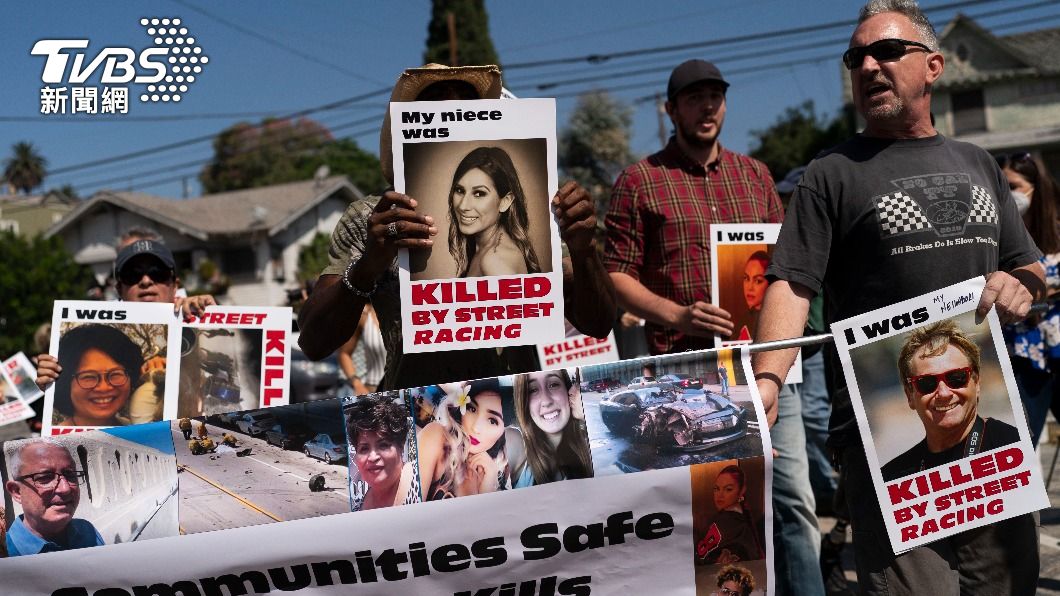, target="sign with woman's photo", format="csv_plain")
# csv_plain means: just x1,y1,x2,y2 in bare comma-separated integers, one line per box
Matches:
831,277,1048,553
390,98,564,354
343,391,422,512
1,352,45,405
42,302,292,436
43,301,182,435
710,223,800,383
